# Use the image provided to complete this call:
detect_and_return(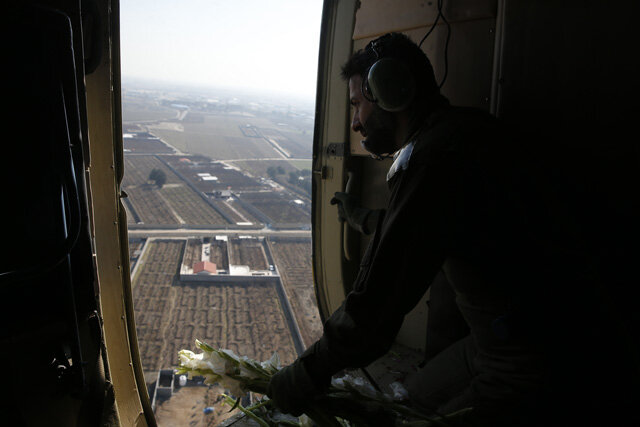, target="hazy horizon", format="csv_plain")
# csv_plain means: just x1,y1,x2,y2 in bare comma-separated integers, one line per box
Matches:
121,74,317,109
120,0,324,101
